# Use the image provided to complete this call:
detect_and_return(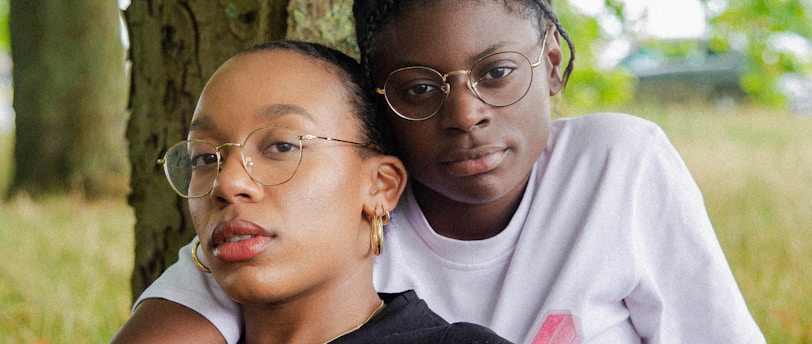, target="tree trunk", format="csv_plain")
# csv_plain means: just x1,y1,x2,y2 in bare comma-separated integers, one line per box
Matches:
125,0,289,299
9,0,128,198
287,0,356,57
